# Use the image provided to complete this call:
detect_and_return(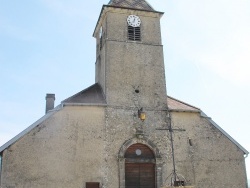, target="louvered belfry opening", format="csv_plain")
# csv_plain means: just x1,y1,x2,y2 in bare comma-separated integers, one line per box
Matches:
125,143,156,188
128,25,141,41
